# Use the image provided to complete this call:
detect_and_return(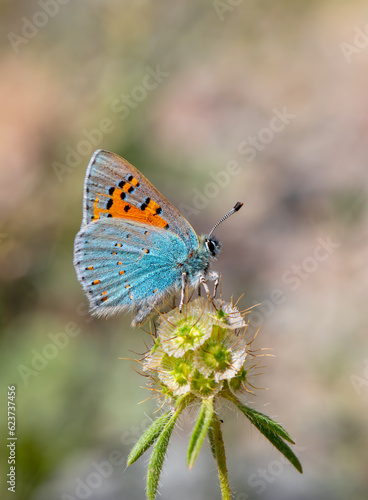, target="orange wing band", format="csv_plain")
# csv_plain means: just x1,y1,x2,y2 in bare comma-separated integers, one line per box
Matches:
92,187,168,229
